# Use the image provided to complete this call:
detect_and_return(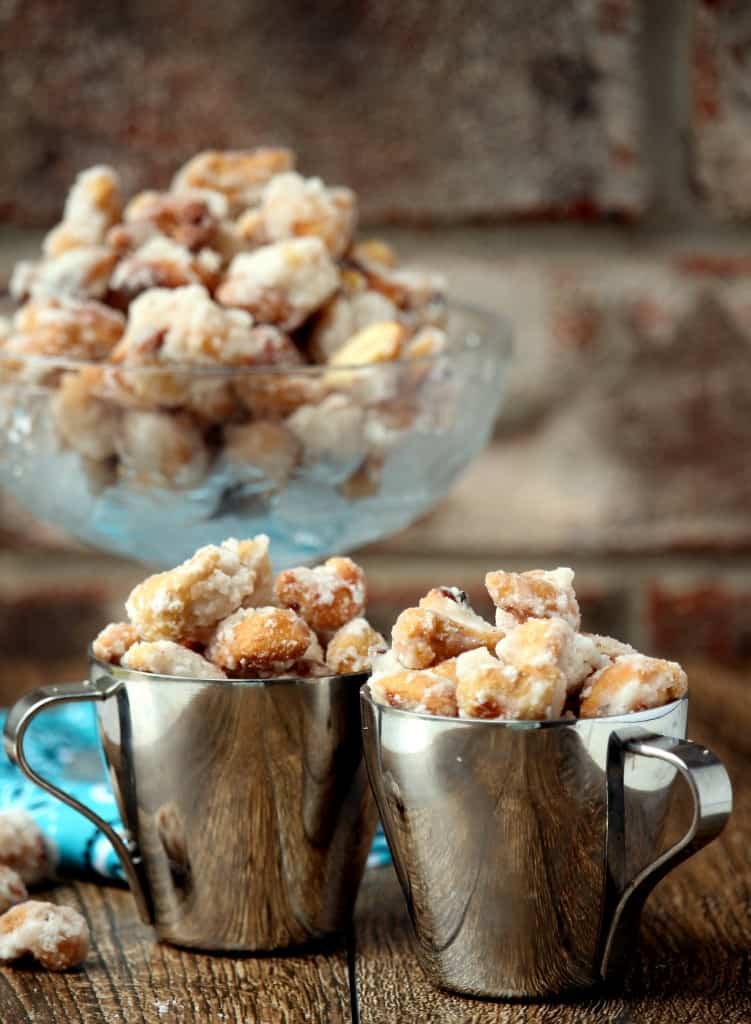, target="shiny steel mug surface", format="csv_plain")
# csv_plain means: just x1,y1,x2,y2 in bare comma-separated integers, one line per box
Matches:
3,656,377,951
361,689,732,999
